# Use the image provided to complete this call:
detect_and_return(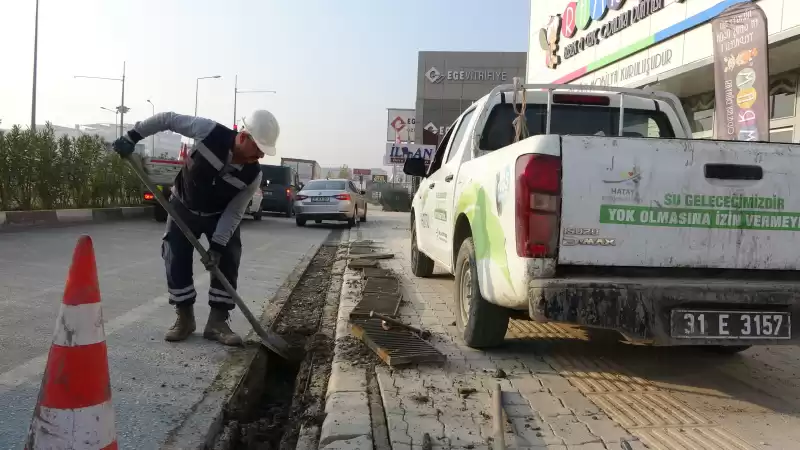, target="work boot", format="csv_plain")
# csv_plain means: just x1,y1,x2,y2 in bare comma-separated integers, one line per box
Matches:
164,305,196,342
203,308,243,346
